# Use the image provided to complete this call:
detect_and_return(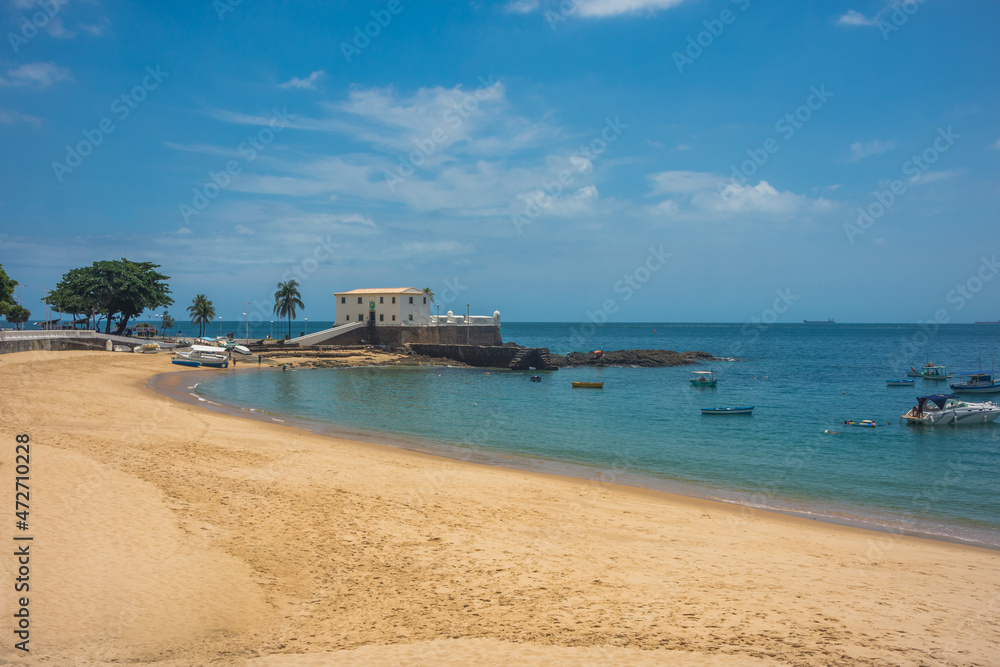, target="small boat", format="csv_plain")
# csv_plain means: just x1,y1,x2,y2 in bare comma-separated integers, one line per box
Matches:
886,379,915,387
689,370,717,387
233,344,252,355
571,382,603,389
921,364,951,381
906,367,923,378
171,357,201,368
803,319,835,324
175,345,230,369
529,375,542,382
701,406,753,415
902,394,1000,425
949,370,1000,394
